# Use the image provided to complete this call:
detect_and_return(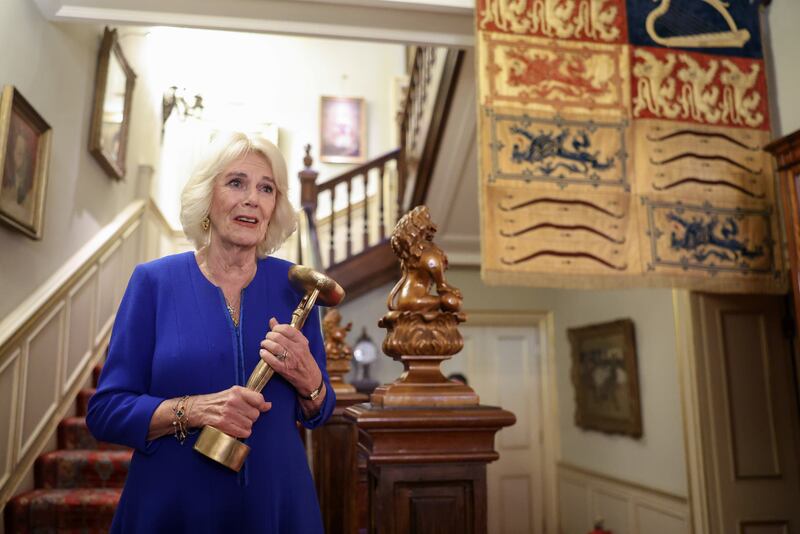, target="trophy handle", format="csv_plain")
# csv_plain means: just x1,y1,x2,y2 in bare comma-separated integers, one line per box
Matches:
245,287,321,393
